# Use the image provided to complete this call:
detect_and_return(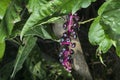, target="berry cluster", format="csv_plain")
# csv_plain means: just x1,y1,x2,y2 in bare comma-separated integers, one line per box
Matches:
59,14,79,72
